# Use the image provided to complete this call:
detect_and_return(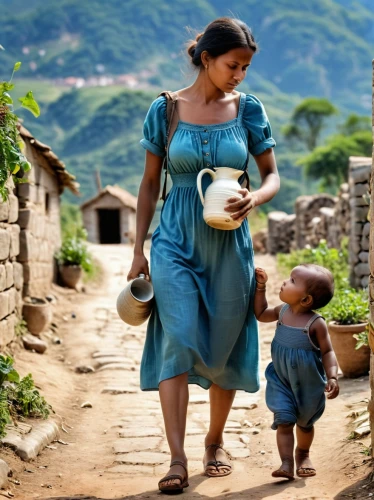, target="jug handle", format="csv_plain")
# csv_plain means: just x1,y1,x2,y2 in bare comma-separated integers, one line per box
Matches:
197,169,216,206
